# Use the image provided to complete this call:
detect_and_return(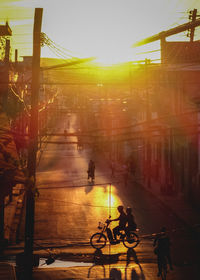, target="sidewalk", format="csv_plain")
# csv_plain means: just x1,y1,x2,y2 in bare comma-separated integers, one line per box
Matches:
133,175,200,235
91,152,200,234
